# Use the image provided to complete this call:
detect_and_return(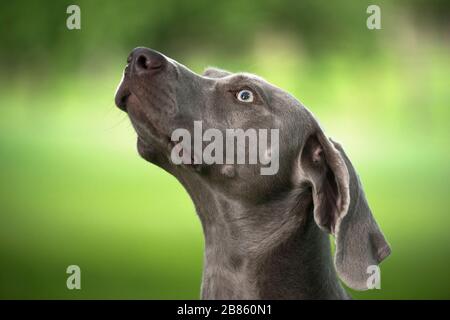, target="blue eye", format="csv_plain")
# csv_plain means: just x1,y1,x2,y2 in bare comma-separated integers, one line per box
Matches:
236,89,254,102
